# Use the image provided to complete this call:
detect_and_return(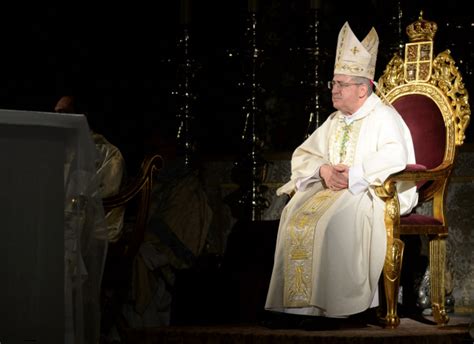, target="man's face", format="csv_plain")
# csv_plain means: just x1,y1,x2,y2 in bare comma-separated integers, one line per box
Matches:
331,74,364,115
